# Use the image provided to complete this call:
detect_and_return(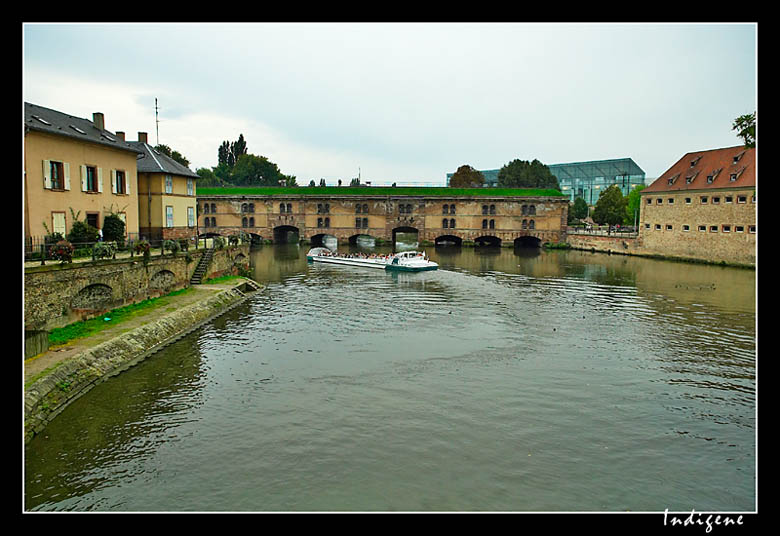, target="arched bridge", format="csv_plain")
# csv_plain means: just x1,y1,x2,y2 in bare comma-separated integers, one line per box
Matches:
197,191,568,247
